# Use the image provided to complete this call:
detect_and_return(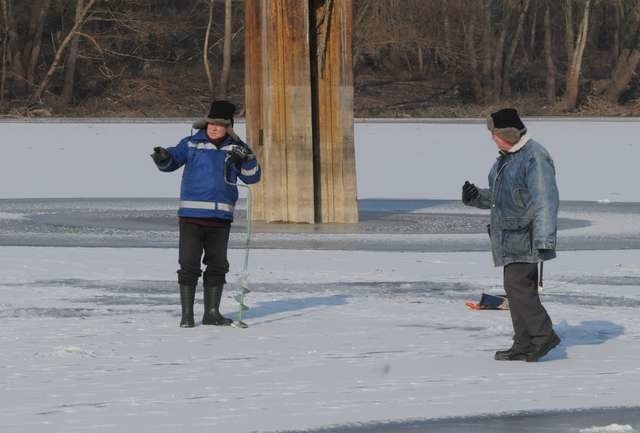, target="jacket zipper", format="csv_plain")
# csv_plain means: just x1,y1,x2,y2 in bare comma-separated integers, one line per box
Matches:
491,154,511,208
